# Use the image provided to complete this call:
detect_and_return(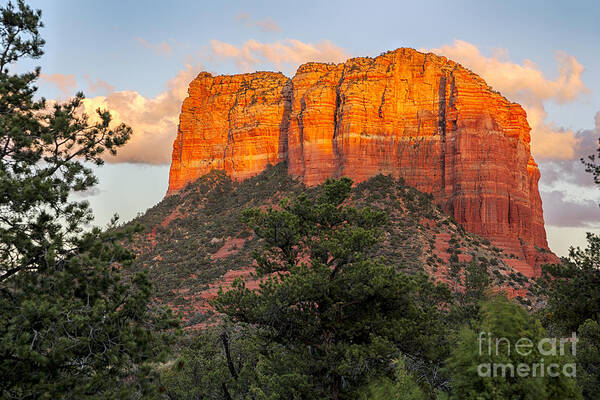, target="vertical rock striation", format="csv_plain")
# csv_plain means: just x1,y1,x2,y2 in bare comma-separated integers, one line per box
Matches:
167,48,557,275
